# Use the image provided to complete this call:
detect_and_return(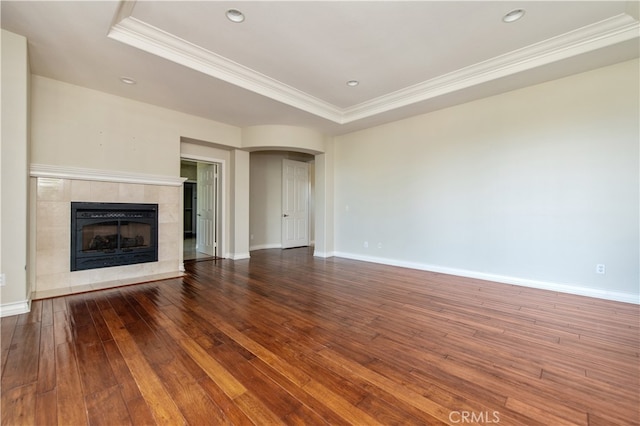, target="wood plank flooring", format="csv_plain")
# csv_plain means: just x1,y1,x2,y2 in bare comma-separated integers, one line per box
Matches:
2,247,638,425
